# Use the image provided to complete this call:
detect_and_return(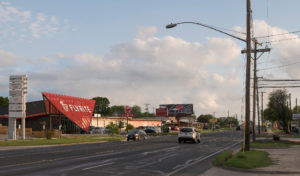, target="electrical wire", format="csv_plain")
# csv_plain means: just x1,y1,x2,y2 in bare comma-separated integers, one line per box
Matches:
264,37,300,44
255,31,300,39
258,61,300,71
